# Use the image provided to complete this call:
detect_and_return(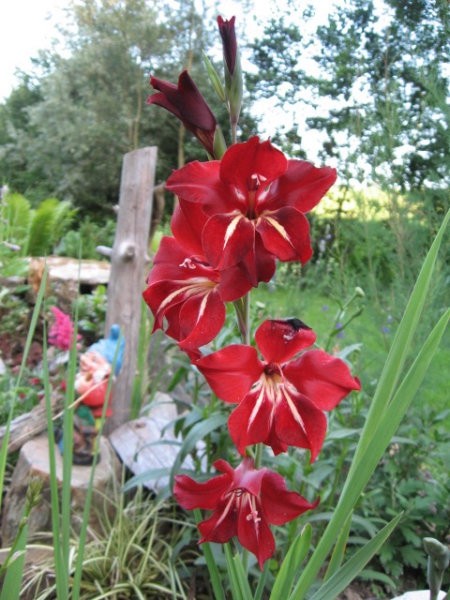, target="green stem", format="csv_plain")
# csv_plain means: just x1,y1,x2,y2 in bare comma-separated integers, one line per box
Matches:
254,443,263,469
233,293,250,345
324,294,363,352
194,509,226,600
231,120,238,145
